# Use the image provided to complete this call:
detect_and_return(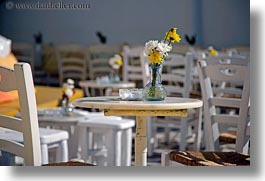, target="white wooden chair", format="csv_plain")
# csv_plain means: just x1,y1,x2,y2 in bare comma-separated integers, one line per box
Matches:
0,63,41,166
161,58,250,166
56,44,87,86
122,45,149,88
0,63,70,166
223,46,250,58
77,114,135,166
88,44,120,80
152,52,201,152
